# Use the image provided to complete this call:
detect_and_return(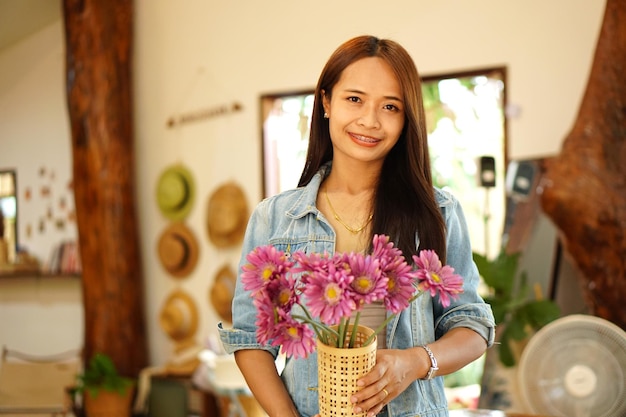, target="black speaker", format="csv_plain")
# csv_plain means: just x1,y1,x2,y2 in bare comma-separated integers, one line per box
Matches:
479,156,496,187
506,160,538,199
